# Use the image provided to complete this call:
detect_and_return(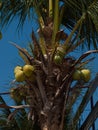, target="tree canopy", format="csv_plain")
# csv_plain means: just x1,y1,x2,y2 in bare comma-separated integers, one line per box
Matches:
0,0,98,48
